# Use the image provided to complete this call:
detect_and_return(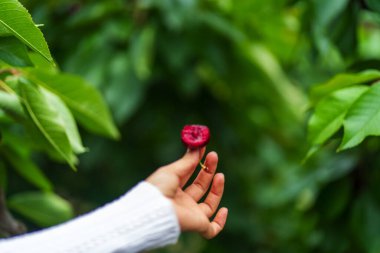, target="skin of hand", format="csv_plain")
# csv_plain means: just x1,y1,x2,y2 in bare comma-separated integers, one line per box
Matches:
146,148,228,239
